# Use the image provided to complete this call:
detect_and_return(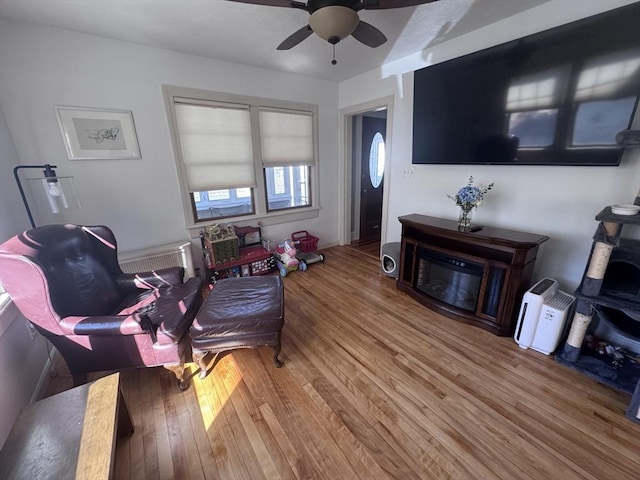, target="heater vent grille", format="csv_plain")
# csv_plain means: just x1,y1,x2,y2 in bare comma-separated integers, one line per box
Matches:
119,242,194,280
